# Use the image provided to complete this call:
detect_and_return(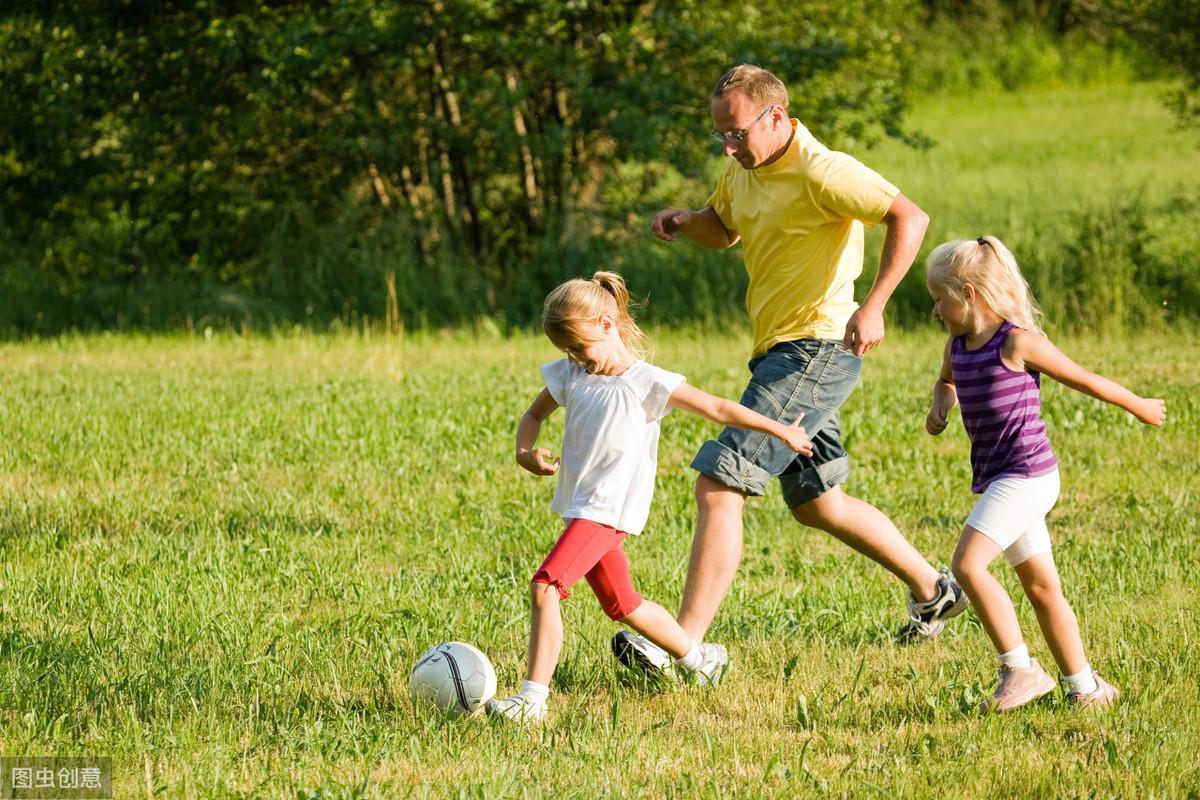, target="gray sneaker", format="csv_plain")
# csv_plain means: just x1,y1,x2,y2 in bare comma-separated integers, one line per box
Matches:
688,642,729,687
897,567,969,642
611,631,680,684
